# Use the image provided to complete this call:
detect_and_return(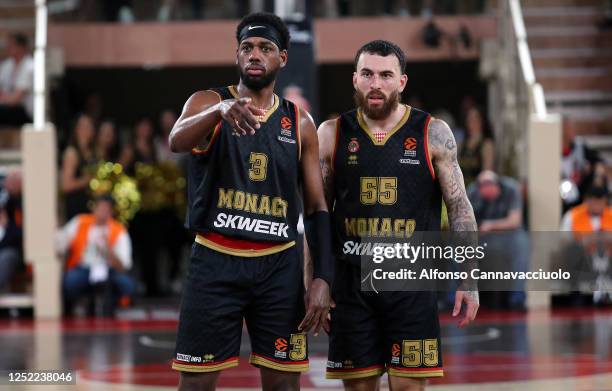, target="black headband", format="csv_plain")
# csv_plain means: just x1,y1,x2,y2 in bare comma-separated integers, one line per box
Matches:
238,23,284,50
